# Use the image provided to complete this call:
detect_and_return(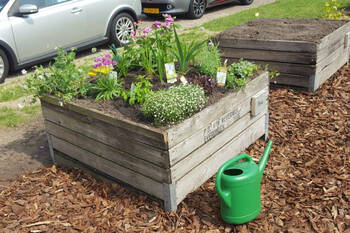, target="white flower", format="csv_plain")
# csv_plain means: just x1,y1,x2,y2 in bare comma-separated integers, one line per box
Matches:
21,69,27,75
17,103,24,109
59,101,63,107
39,75,44,80
255,12,260,17
22,84,28,90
